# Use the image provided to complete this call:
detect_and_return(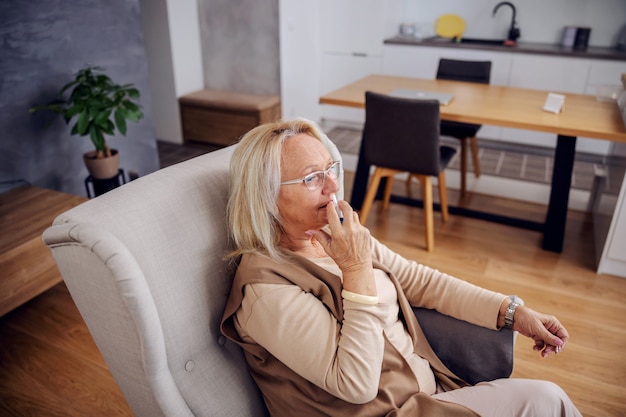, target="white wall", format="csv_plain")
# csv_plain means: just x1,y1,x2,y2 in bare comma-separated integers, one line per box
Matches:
389,0,626,47
279,0,321,121
139,0,203,144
